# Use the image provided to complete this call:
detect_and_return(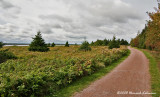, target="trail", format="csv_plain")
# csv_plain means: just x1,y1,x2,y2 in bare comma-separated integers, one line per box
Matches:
74,47,151,97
